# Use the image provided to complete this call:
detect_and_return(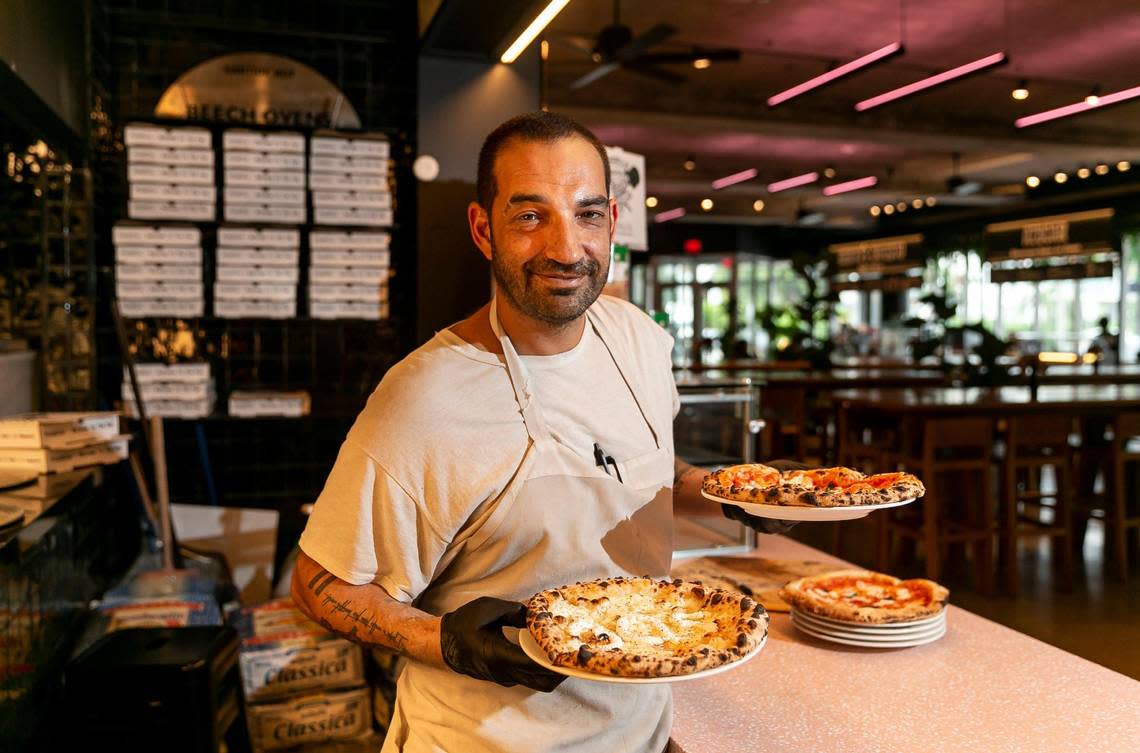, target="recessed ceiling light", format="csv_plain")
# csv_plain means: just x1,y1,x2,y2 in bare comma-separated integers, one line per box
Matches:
1012,80,1029,100
683,156,696,171
912,198,923,209
752,199,765,212
1026,175,1040,187
1054,171,1068,183
1077,166,1091,179
646,196,658,208
692,58,712,70
896,201,907,212
883,203,895,215
1085,86,1101,106
869,205,881,216
1118,160,1132,172
700,198,714,211
823,166,837,178
925,196,937,206
1095,163,1110,175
